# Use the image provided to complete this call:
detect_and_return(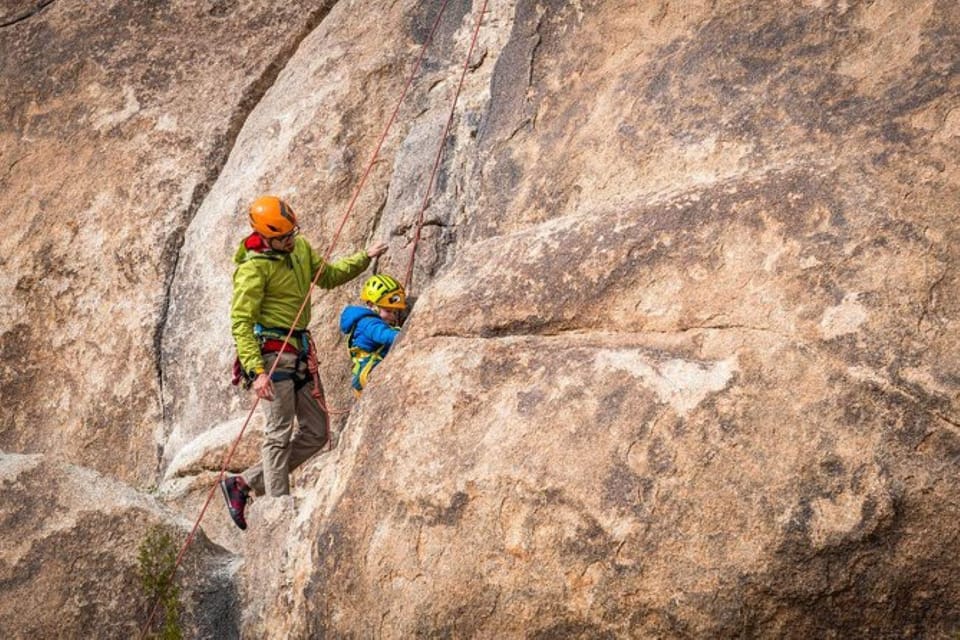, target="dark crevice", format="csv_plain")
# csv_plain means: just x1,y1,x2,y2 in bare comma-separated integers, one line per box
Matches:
527,17,542,89
933,411,960,431
916,268,948,332
506,118,532,142
368,188,390,242
2,154,27,184
153,0,340,438
426,322,795,342
649,322,795,341
0,0,55,28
